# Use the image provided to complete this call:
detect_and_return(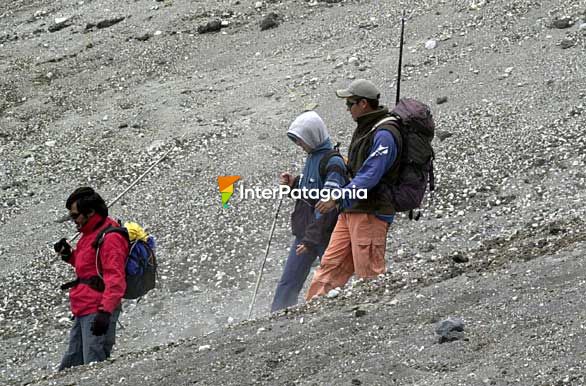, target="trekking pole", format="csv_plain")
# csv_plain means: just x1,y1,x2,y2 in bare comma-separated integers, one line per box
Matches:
66,133,187,244
248,197,283,319
396,10,405,105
